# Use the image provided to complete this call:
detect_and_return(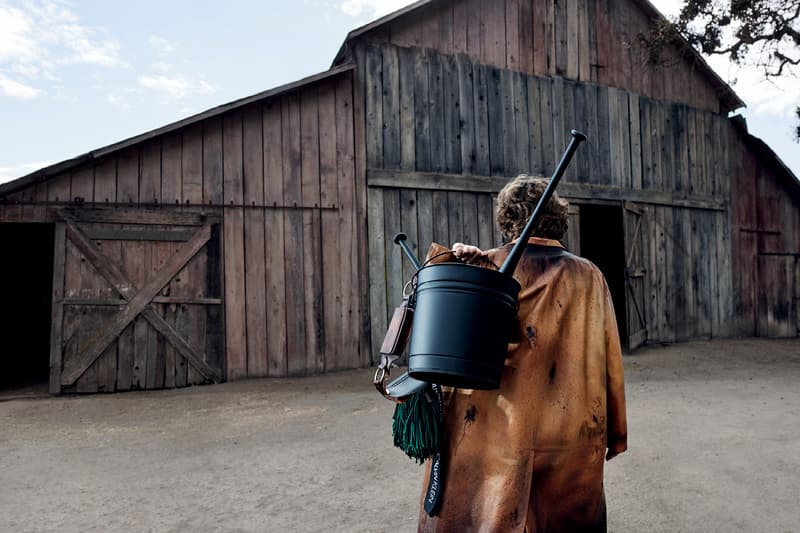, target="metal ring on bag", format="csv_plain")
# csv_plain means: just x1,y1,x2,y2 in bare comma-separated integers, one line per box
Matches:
402,279,415,298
